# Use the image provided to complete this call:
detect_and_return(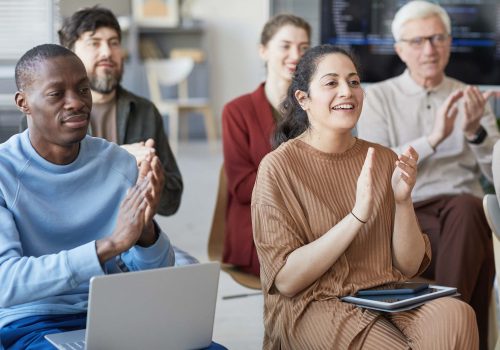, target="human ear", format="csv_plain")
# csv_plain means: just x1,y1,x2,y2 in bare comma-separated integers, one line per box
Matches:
294,90,309,110
394,43,406,64
259,44,268,62
15,91,30,115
